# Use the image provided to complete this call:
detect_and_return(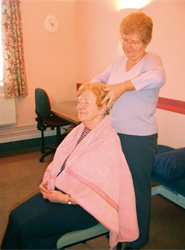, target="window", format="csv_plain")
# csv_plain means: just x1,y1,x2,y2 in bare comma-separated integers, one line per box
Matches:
0,0,27,98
